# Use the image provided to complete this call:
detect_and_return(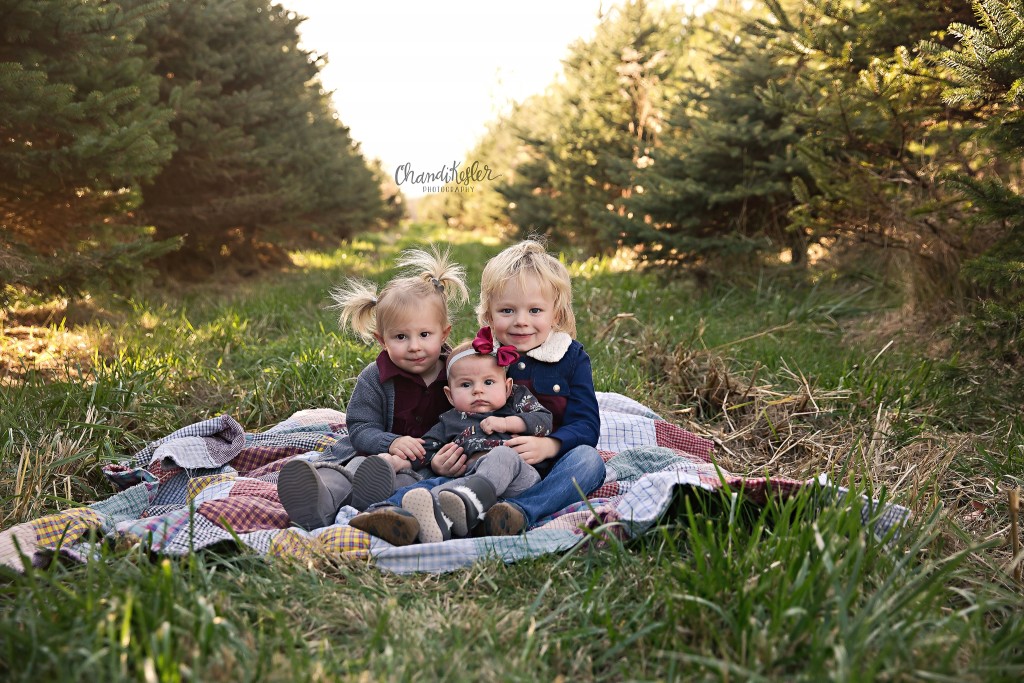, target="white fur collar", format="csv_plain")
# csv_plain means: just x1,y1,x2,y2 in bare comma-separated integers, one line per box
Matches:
526,331,573,363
